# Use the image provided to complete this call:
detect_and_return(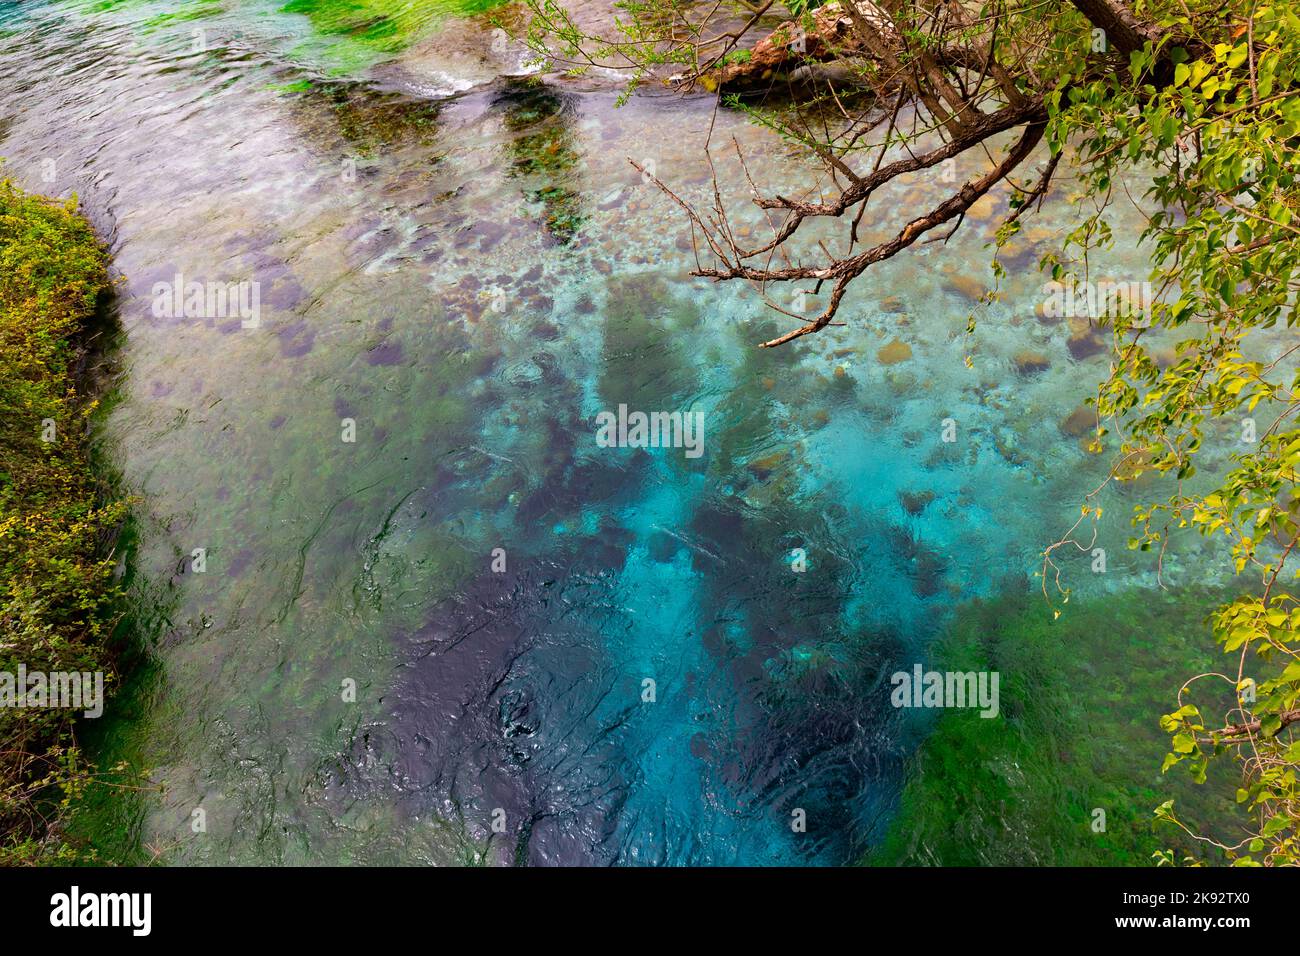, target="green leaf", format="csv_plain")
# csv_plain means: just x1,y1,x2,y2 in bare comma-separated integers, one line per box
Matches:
1261,814,1289,837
